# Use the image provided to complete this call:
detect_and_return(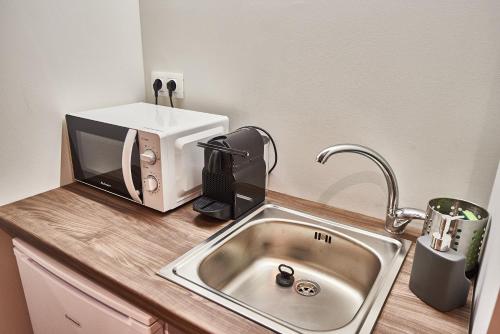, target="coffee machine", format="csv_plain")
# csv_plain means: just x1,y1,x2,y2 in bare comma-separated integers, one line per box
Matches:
193,128,267,220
